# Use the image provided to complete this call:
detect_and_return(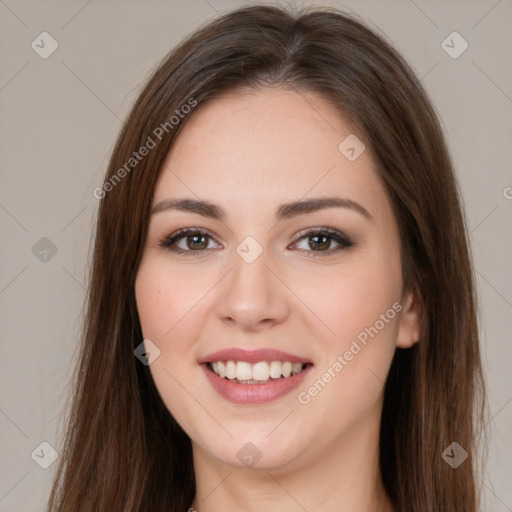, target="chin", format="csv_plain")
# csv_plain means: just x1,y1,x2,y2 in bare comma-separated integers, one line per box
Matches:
194,429,308,472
